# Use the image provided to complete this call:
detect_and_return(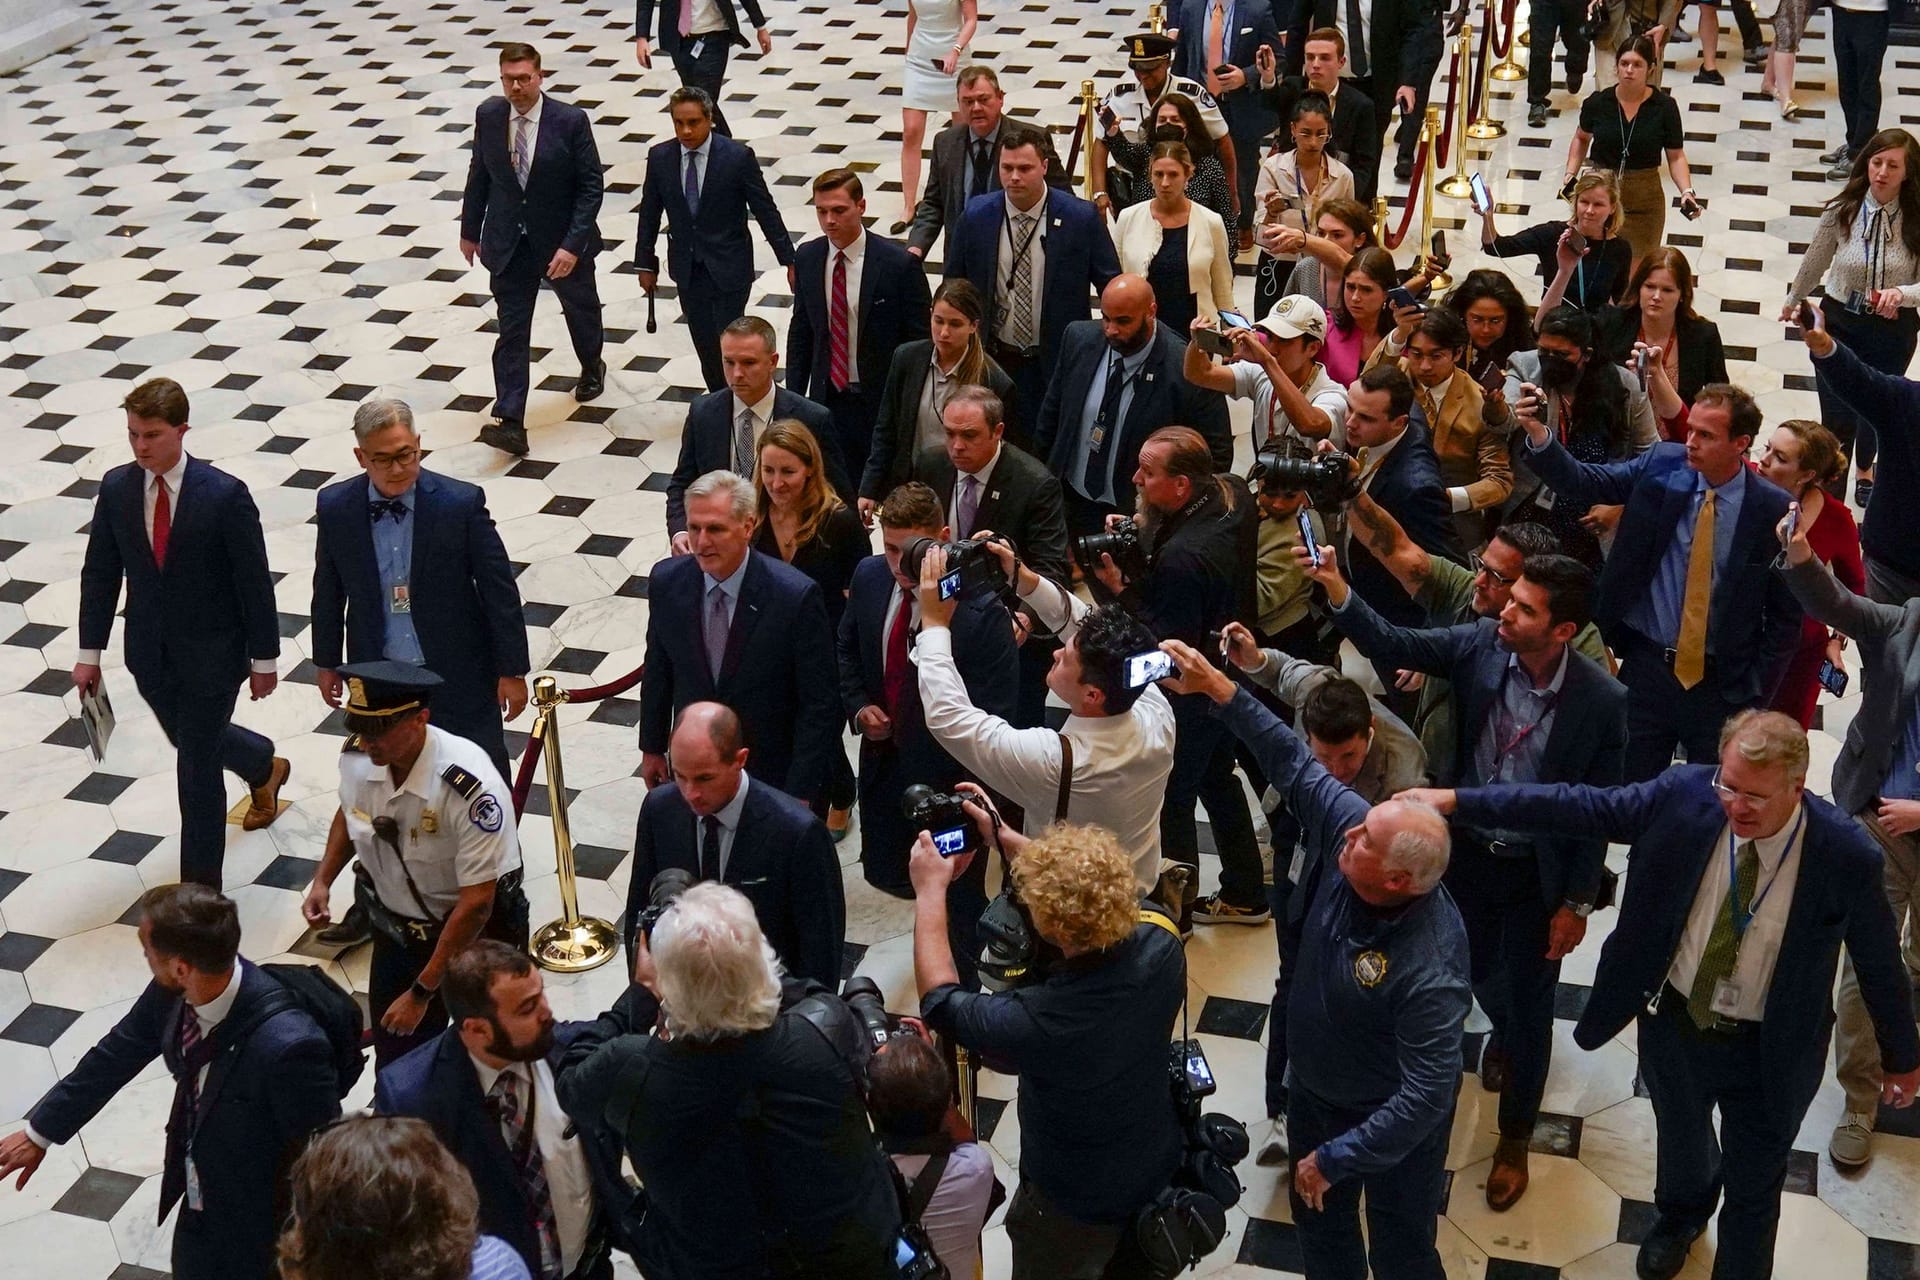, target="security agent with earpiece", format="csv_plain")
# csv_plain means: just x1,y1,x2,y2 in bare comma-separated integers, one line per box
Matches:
302,661,528,1067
